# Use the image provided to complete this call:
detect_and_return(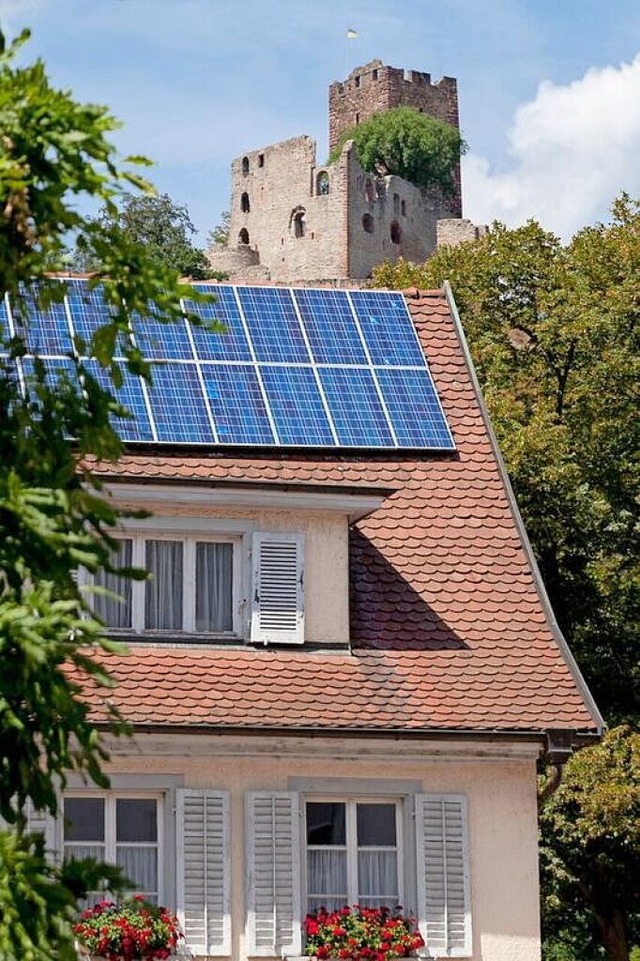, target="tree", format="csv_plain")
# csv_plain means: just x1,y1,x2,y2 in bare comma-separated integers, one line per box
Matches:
540,727,640,961
329,106,466,195
0,27,210,959
72,191,214,279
